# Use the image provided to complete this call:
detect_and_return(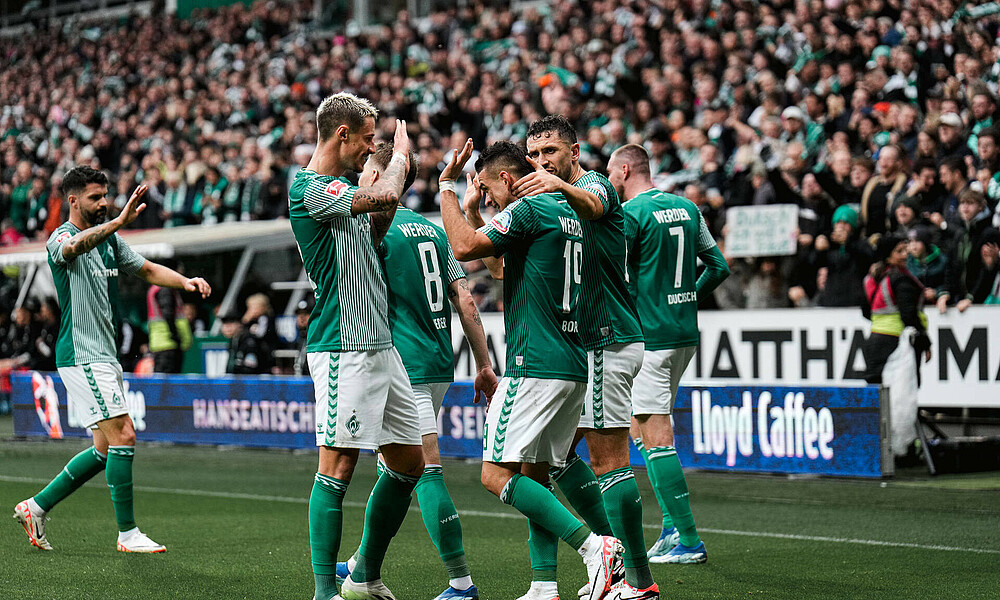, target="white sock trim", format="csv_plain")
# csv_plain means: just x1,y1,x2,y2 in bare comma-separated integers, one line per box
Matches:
26,497,45,515
449,575,473,590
